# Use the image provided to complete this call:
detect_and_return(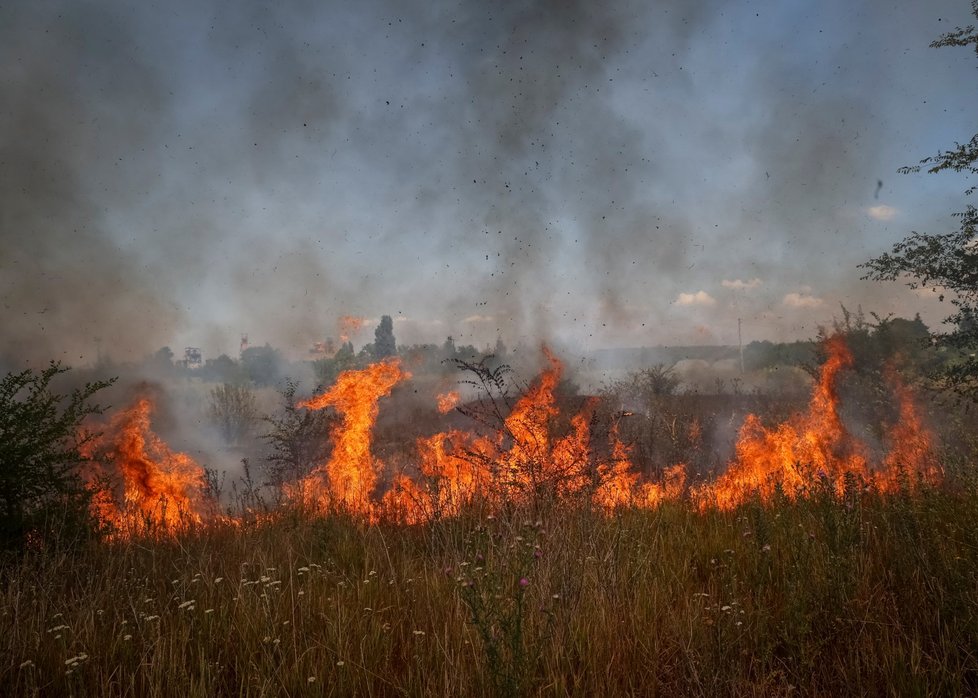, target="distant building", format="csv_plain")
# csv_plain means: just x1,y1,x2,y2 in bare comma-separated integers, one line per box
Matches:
309,338,337,356
183,347,202,369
